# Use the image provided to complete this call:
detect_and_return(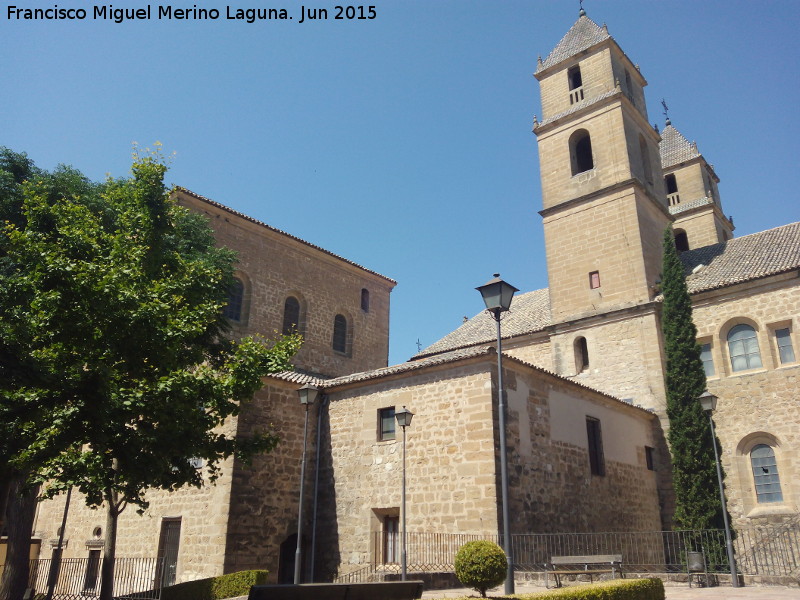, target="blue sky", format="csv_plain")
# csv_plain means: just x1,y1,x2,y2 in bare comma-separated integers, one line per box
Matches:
3,0,799,366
